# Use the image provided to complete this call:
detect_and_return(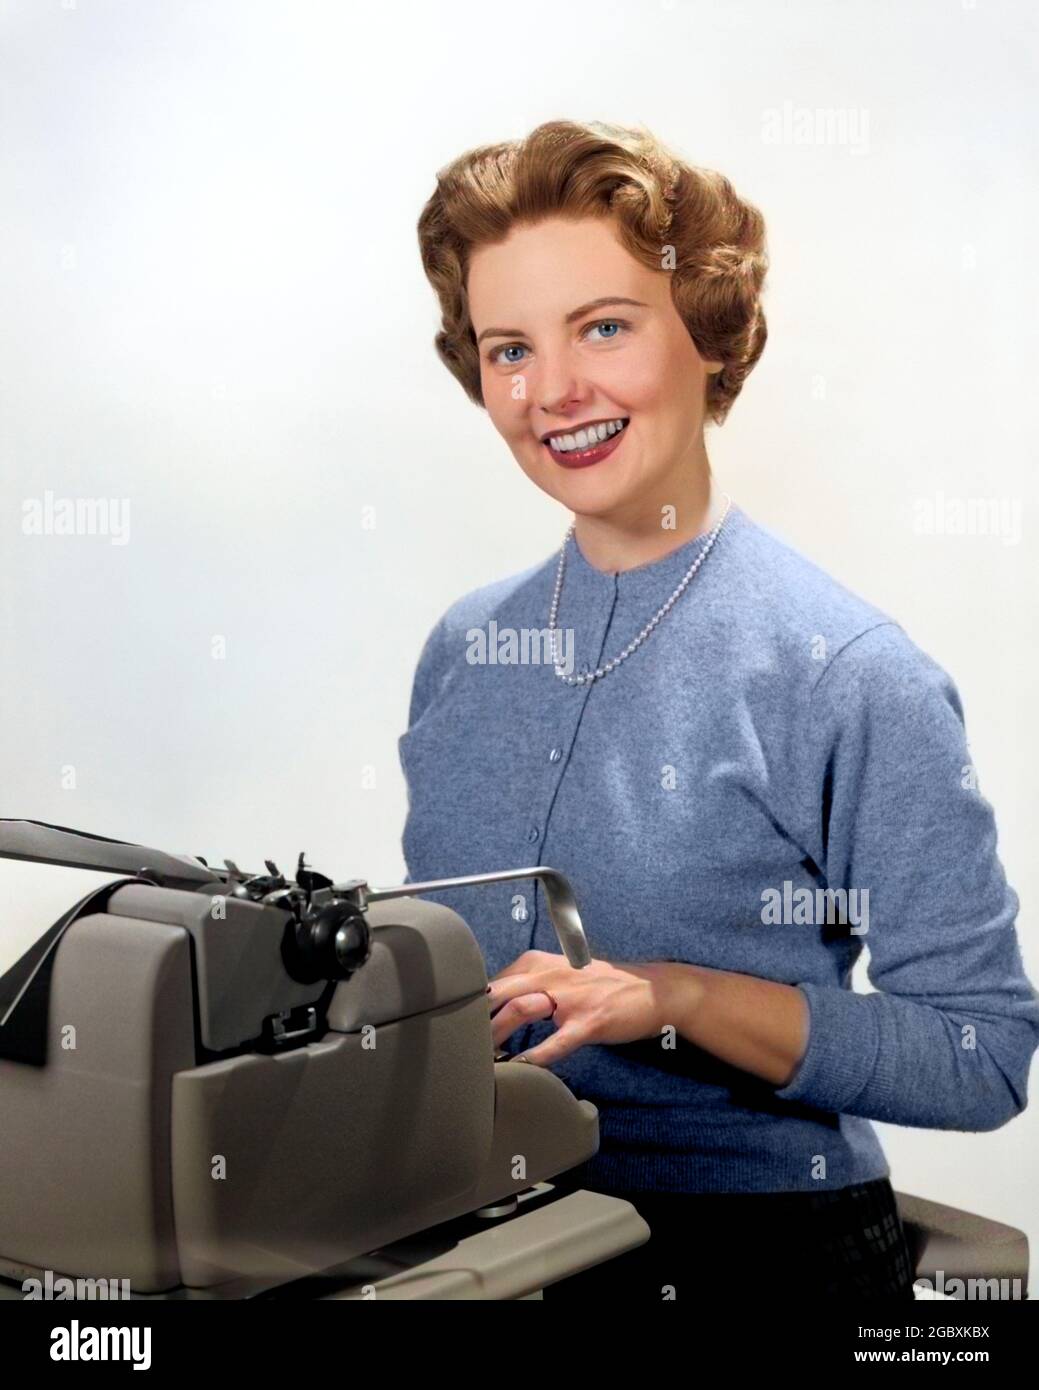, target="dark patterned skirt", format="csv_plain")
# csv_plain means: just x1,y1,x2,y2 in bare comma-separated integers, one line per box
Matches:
541,1175,917,1301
